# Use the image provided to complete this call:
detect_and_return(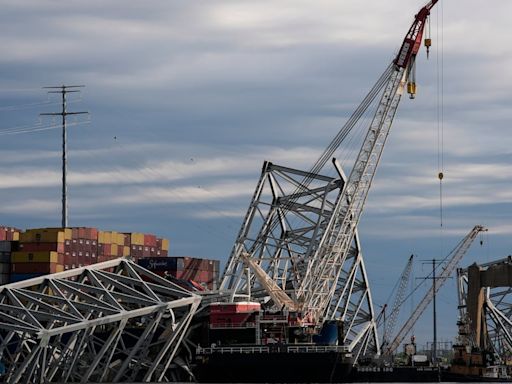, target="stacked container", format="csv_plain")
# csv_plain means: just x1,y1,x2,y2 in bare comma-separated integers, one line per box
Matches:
138,256,219,289
64,227,98,268
98,231,130,262
130,233,169,260
3,226,171,282
0,226,21,284
0,226,20,242
13,228,67,281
